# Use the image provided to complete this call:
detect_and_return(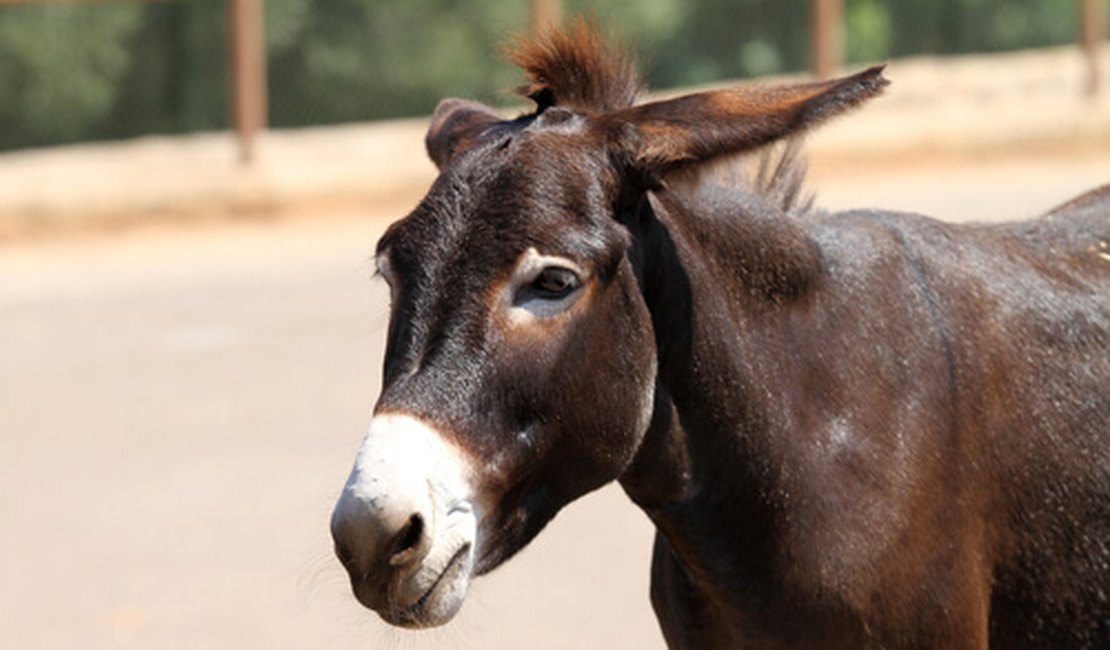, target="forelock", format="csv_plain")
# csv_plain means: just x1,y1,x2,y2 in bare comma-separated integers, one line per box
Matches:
505,19,642,114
